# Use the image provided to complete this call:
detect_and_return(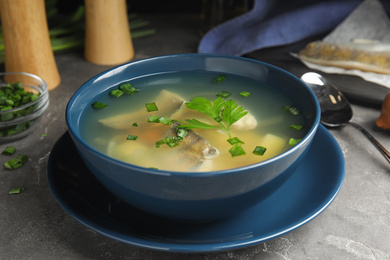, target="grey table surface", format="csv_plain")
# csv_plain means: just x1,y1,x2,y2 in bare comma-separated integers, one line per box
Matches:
1,14,390,260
